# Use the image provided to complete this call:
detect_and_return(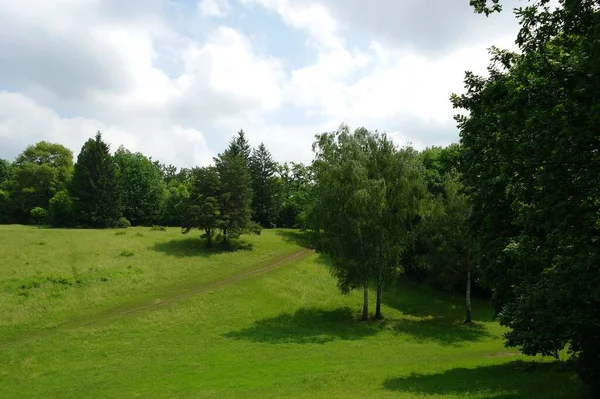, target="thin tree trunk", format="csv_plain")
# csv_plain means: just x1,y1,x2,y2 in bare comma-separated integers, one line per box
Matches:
375,272,383,320
362,282,369,322
465,270,472,324
206,228,212,247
